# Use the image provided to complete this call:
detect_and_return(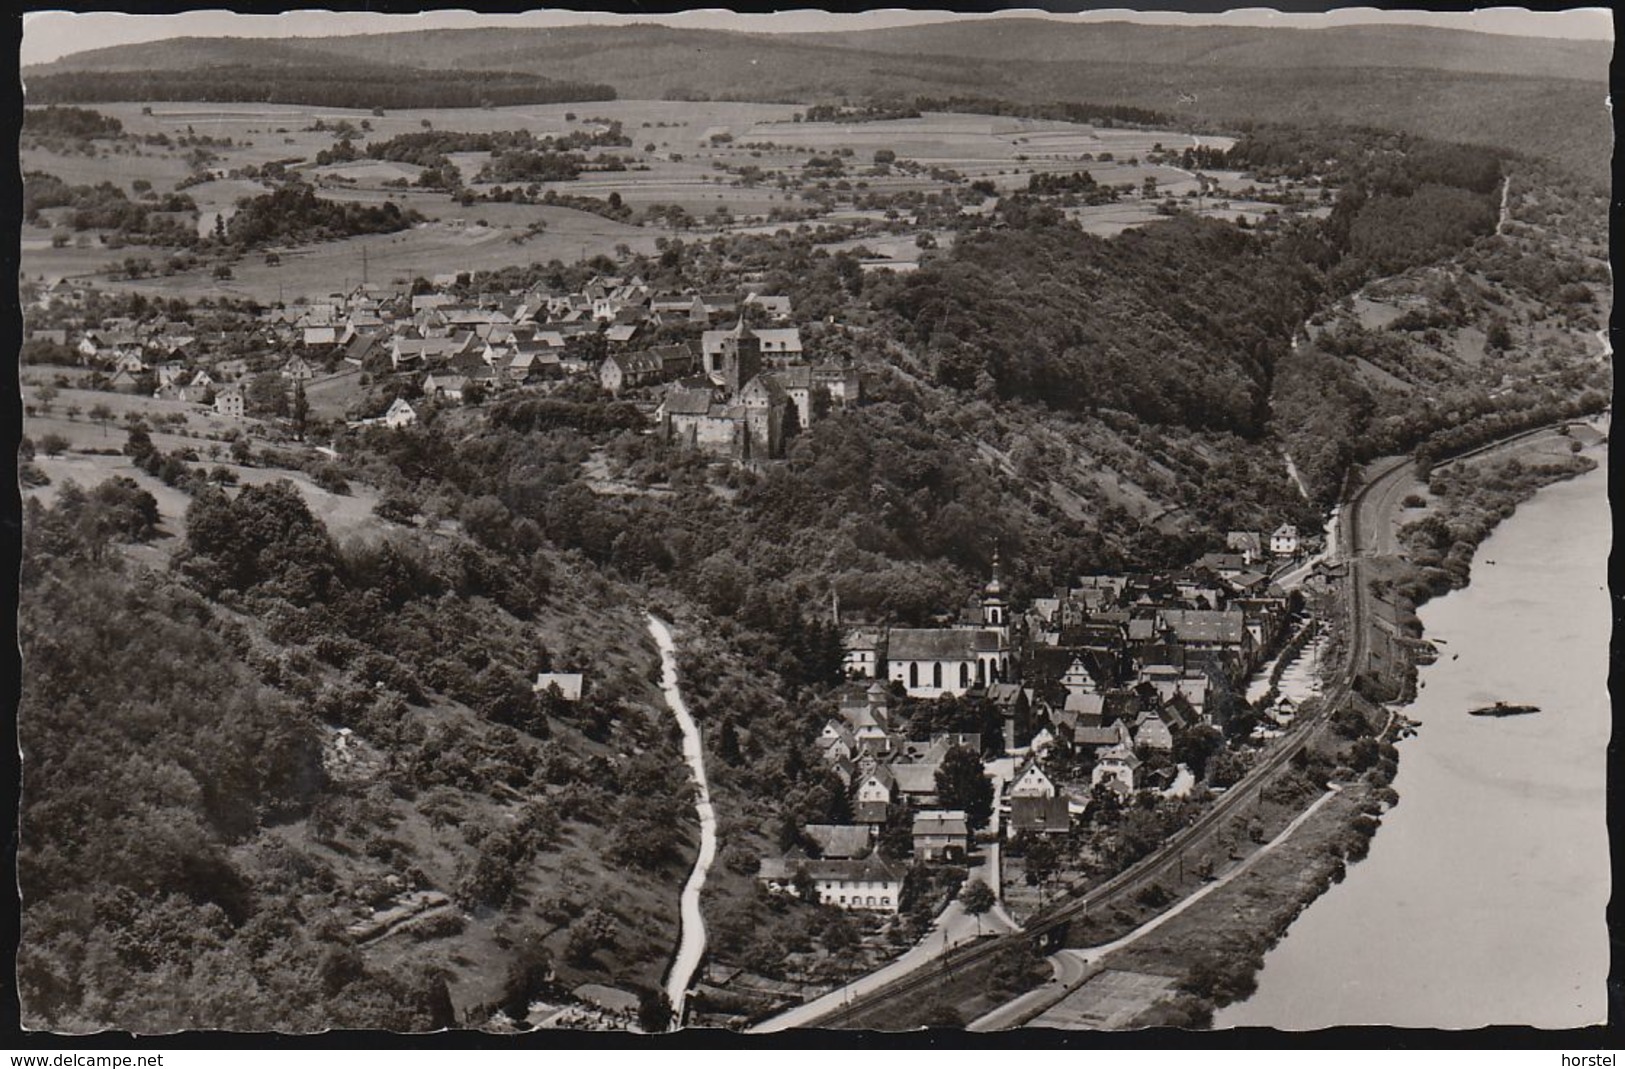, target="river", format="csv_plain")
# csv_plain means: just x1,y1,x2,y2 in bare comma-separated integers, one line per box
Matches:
1218,454,1610,1030
647,614,718,1027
